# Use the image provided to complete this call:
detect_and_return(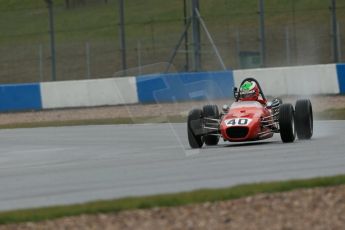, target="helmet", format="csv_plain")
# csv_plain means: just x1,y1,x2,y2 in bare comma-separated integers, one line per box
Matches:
239,81,260,101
